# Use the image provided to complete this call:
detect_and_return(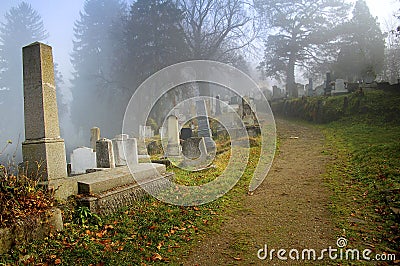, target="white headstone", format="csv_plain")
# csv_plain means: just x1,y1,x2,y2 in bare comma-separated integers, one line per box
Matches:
125,138,139,166
112,134,130,166
331,79,348,95
335,79,346,92
70,147,96,174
